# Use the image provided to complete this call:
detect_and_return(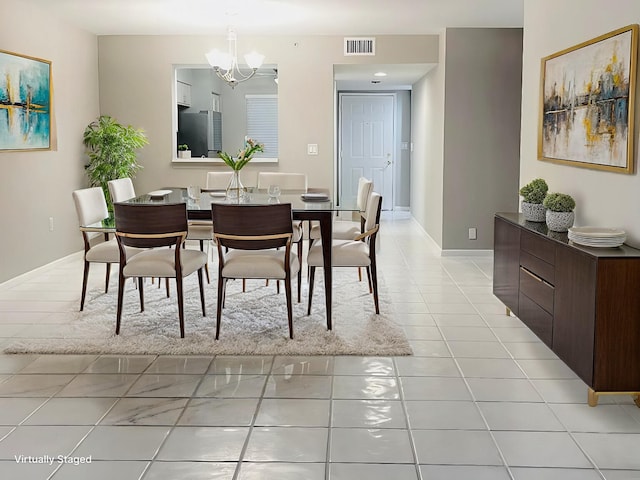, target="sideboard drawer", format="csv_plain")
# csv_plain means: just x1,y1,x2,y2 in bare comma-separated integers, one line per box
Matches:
520,250,555,285
521,230,555,265
518,292,553,347
519,267,554,314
